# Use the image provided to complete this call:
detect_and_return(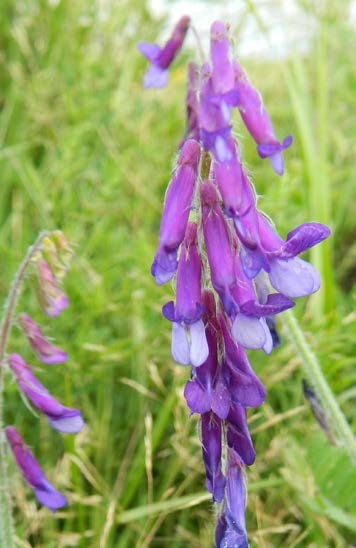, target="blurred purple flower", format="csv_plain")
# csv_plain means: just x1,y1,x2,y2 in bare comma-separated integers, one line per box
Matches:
20,314,68,365
9,354,84,434
138,16,190,88
37,259,69,317
6,426,68,512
